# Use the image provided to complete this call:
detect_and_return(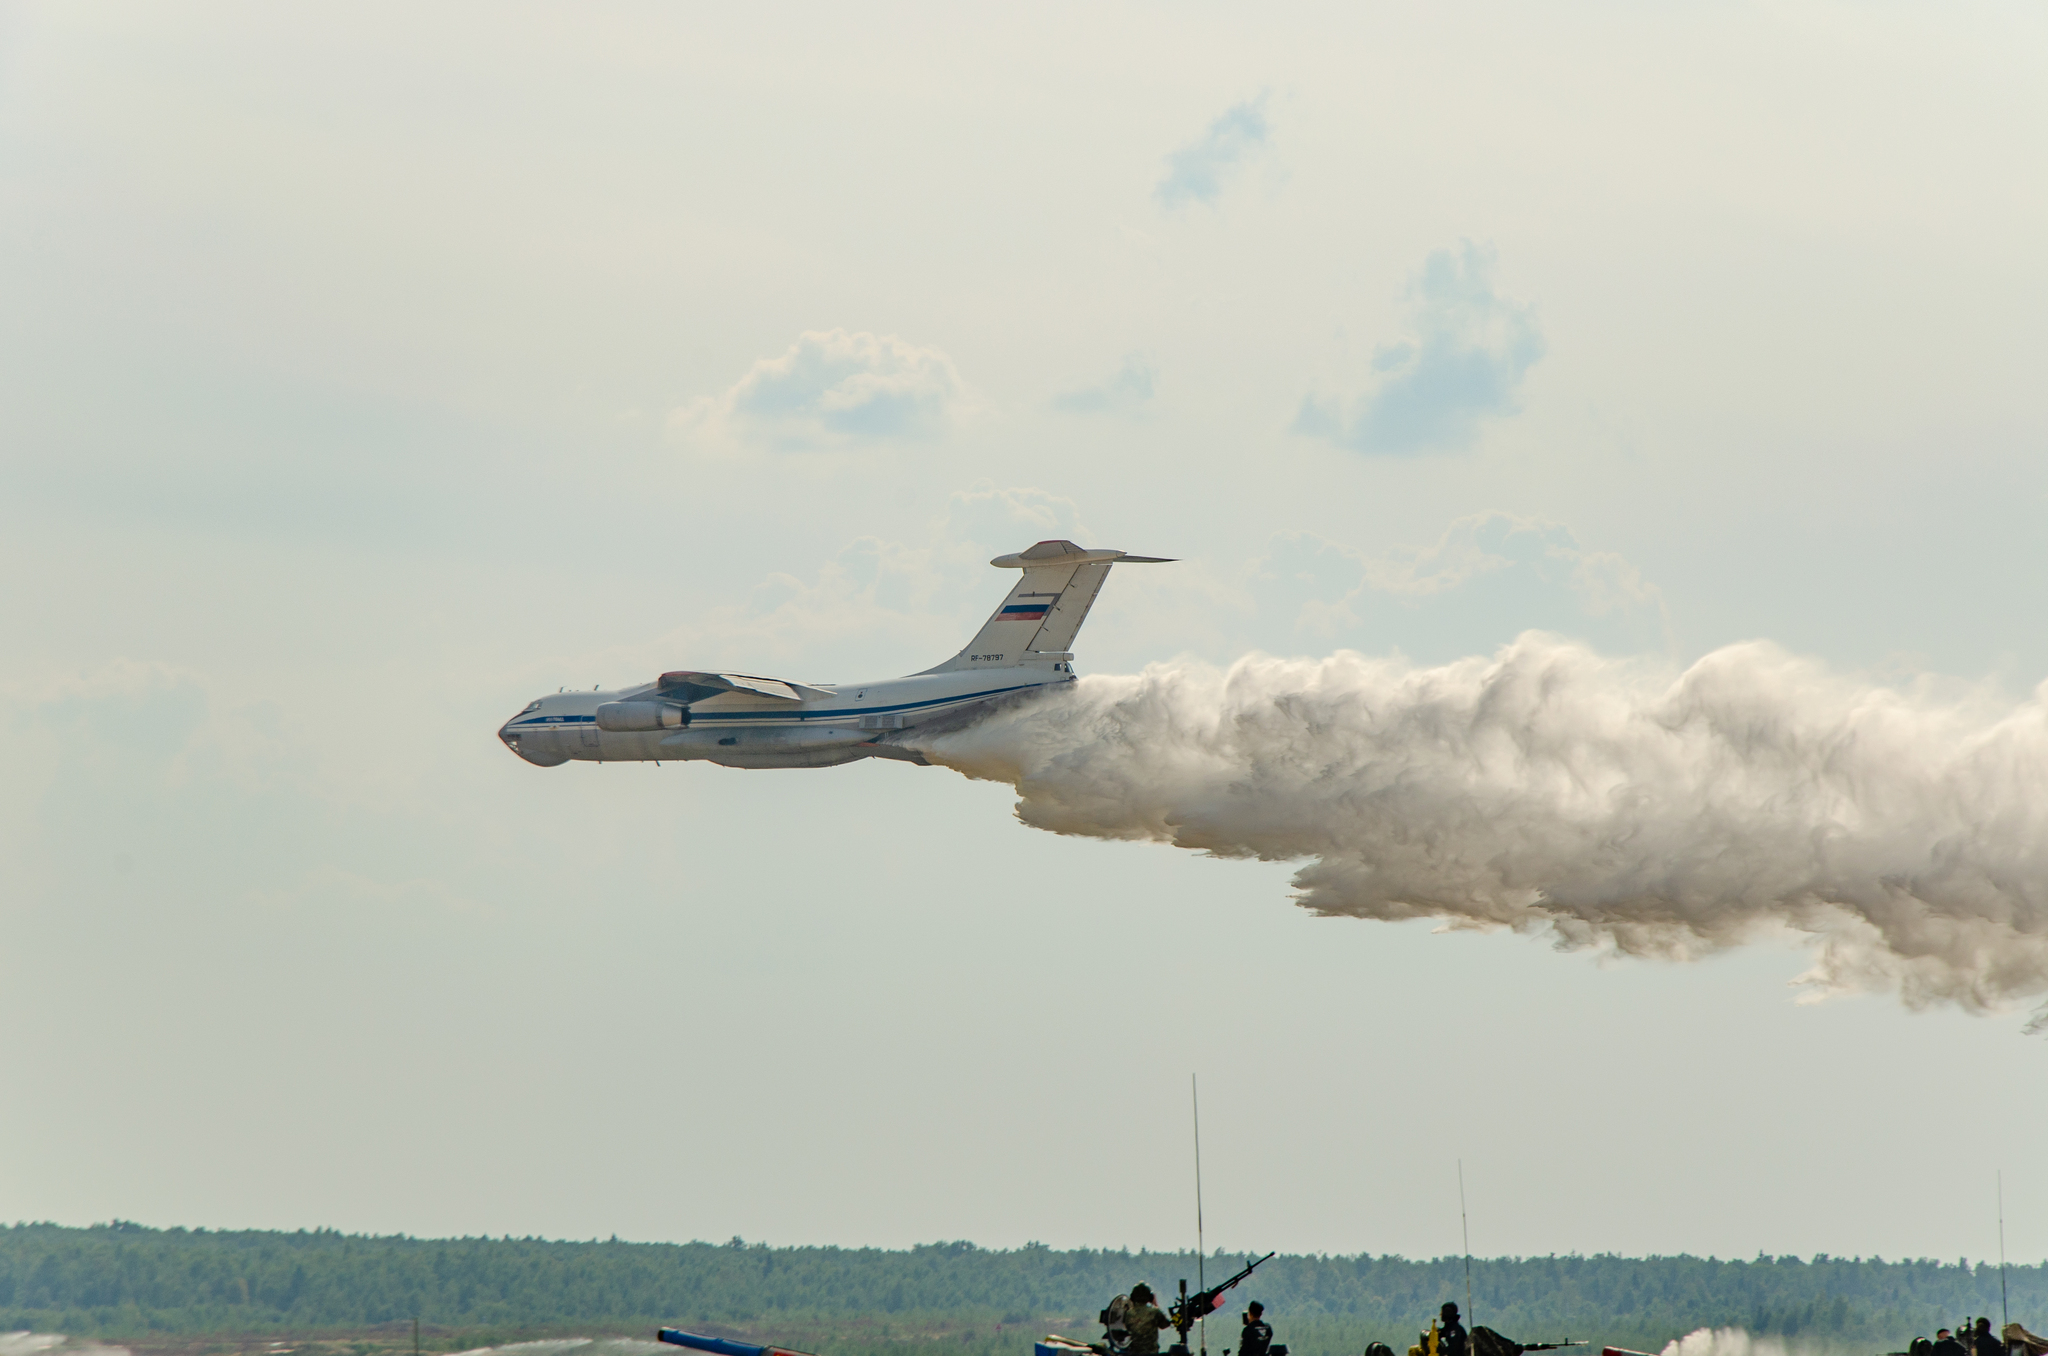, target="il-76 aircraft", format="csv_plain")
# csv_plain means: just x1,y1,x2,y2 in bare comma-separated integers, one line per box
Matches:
498,539,1170,770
